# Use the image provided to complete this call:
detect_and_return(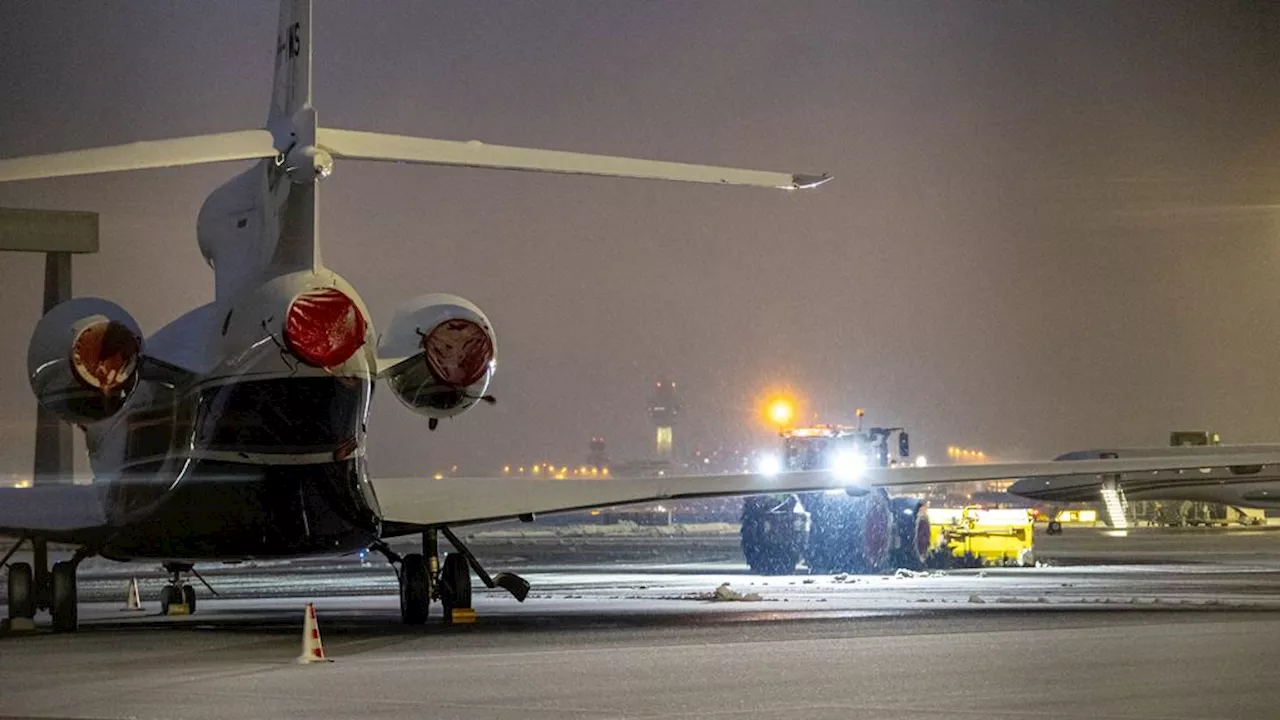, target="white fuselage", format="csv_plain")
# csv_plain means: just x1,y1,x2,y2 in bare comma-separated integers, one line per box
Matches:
1008,446,1280,509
